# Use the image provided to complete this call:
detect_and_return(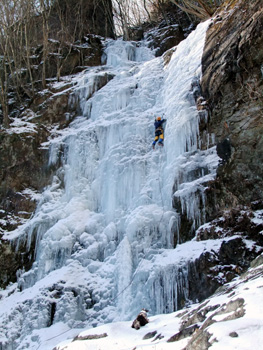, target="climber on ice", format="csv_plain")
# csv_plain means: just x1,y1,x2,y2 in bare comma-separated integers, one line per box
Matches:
152,116,166,149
